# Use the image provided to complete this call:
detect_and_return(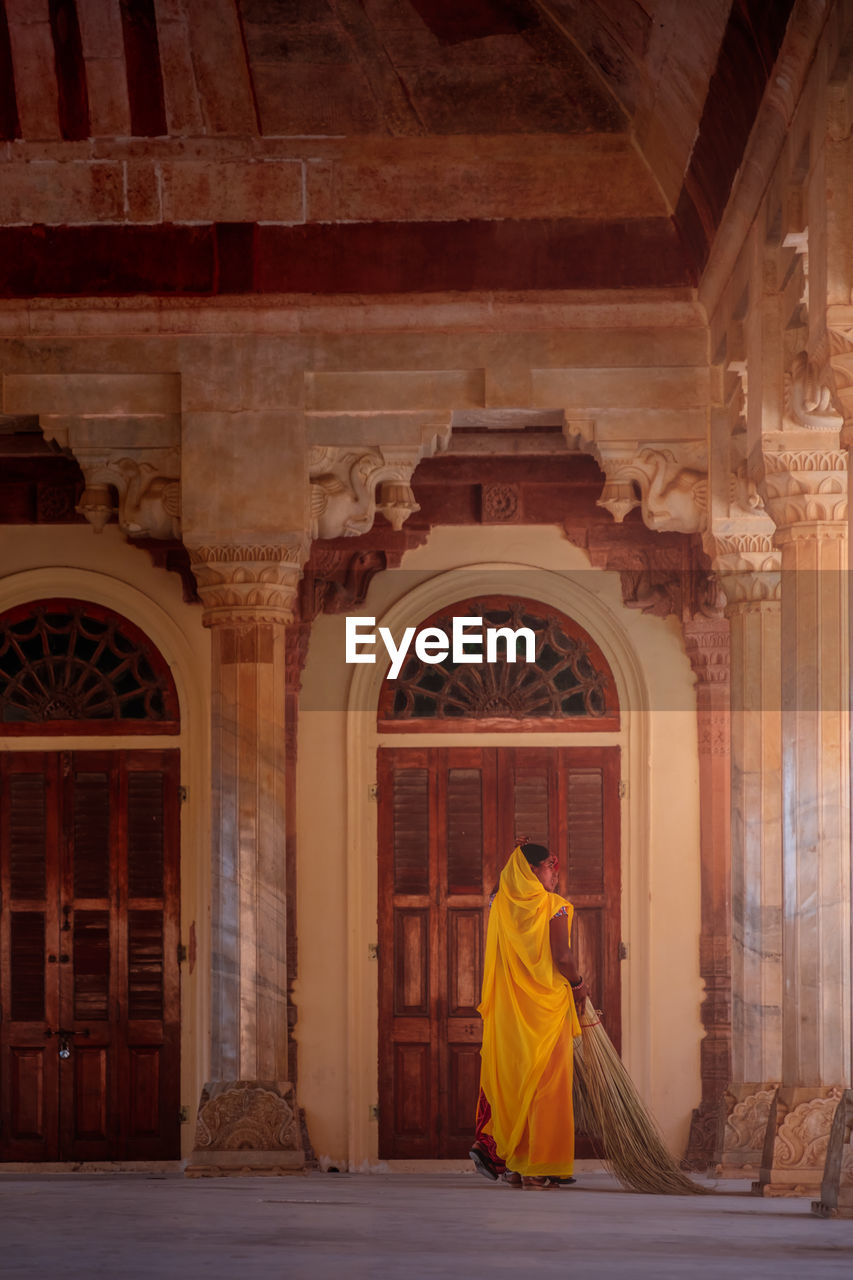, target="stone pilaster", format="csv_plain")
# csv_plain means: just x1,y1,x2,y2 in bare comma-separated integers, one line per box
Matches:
186,535,309,1175
682,614,732,1169
714,543,783,1176
756,445,850,1196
